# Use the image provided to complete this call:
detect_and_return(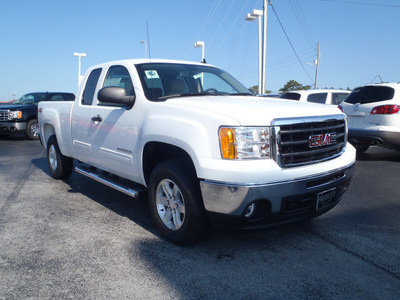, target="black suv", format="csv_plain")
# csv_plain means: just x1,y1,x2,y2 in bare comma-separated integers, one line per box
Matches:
0,92,75,140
